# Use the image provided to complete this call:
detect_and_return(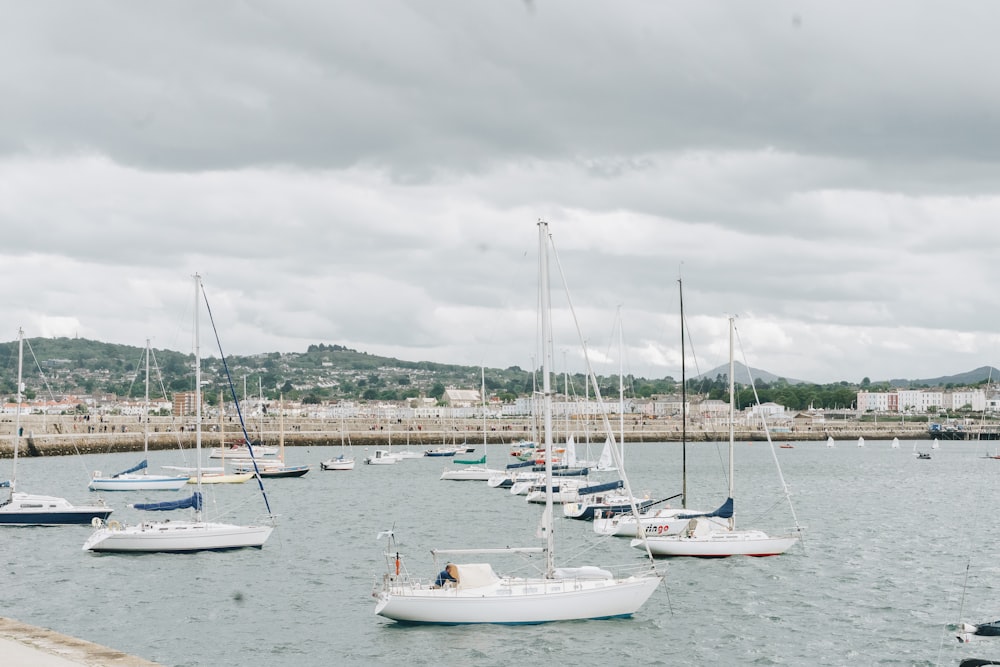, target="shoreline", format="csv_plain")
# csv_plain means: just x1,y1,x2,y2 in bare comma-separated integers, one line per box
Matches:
0,415,977,457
